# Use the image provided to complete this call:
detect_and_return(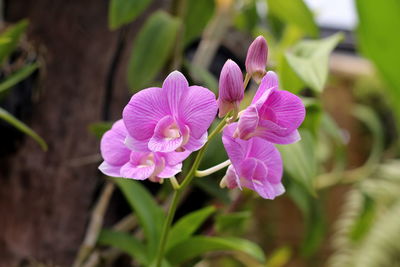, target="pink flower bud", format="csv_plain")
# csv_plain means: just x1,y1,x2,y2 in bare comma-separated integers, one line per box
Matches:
217,59,244,118
245,36,268,83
